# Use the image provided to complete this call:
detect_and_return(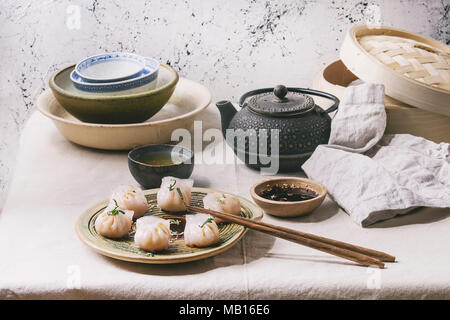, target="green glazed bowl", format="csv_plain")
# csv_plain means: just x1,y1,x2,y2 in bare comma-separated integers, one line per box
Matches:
49,63,179,124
